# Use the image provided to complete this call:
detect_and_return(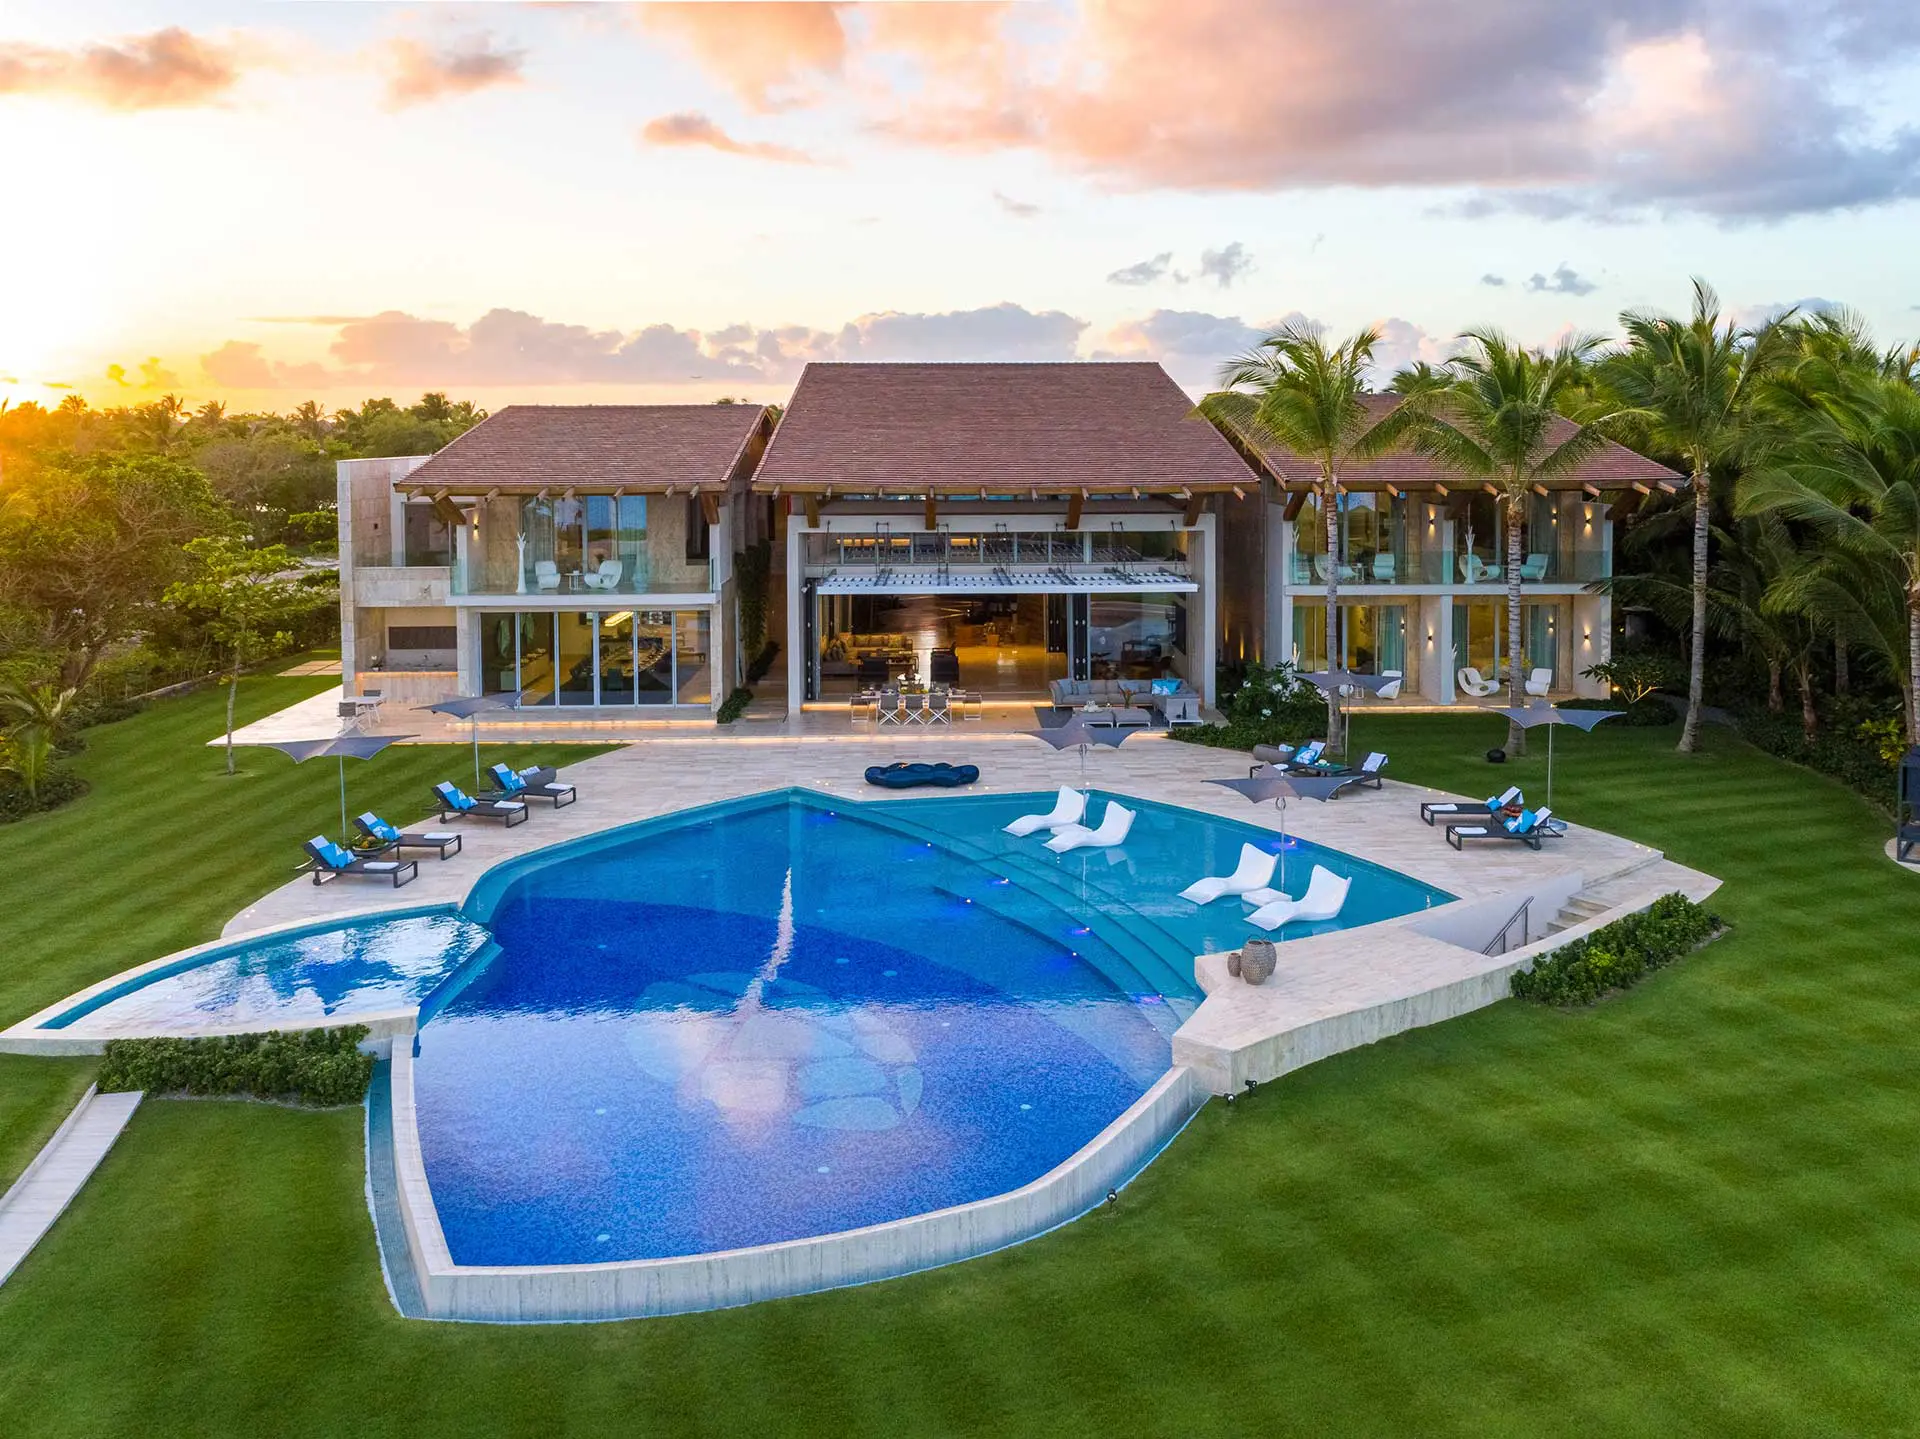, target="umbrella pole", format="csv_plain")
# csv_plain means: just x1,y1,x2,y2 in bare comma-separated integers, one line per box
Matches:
338,756,348,842
472,715,482,790
1547,723,1555,809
